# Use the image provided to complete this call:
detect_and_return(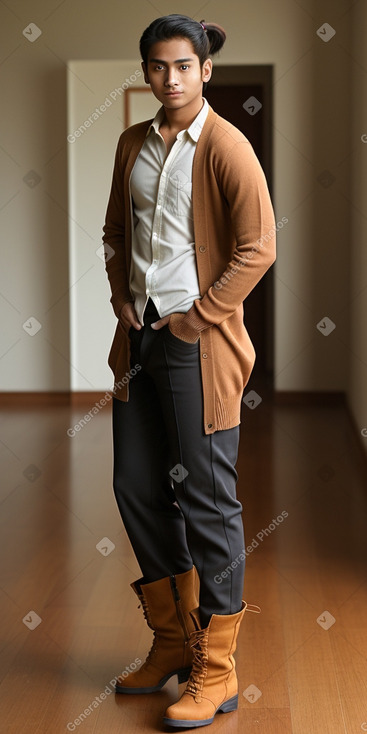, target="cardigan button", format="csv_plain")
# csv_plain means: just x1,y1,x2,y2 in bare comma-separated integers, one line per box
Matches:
202,353,208,359
207,423,213,429
199,246,206,253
